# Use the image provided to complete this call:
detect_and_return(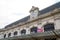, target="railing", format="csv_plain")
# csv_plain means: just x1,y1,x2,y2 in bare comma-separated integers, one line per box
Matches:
0,29,60,40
